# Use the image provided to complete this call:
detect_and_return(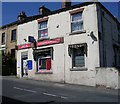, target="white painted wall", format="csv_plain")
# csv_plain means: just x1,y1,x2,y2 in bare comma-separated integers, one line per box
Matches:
17,3,119,88
96,67,119,89
17,21,38,45
17,3,100,86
